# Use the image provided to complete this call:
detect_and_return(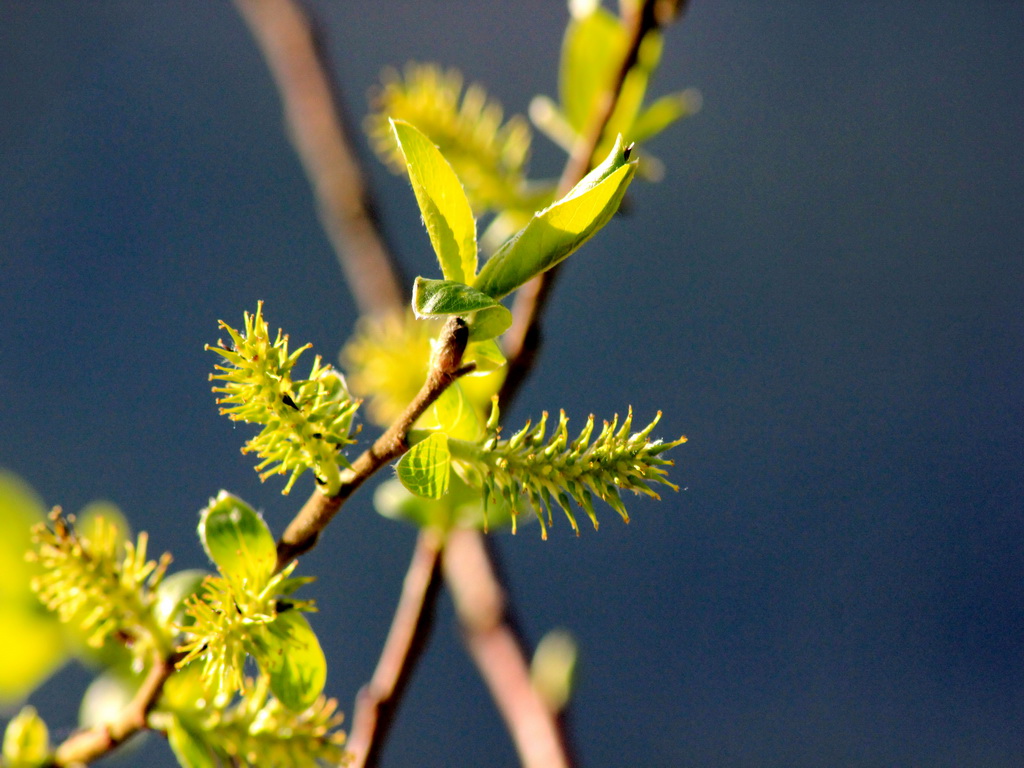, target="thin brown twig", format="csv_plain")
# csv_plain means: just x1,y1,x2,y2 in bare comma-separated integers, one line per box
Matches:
227,5,465,767
50,651,178,767
345,529,444,768
444,530,571,768
276,317,471,569
233,0,405,317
